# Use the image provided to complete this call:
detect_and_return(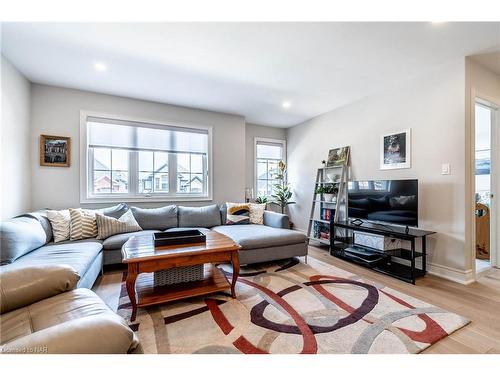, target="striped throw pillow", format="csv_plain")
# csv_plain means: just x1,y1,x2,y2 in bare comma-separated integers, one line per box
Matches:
95,210,142,240
69,208,98,240
47,209,71,243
